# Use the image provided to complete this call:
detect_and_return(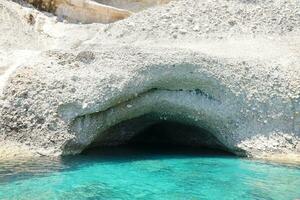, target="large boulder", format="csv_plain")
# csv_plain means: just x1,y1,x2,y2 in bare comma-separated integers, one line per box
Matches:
25,0,171,23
